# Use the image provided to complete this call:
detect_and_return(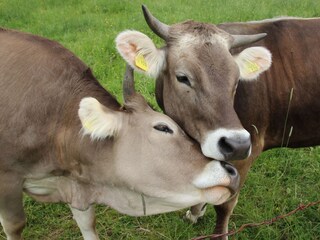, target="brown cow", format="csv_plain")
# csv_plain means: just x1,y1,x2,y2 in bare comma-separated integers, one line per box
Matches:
116,5,320,239
0,28,240,240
